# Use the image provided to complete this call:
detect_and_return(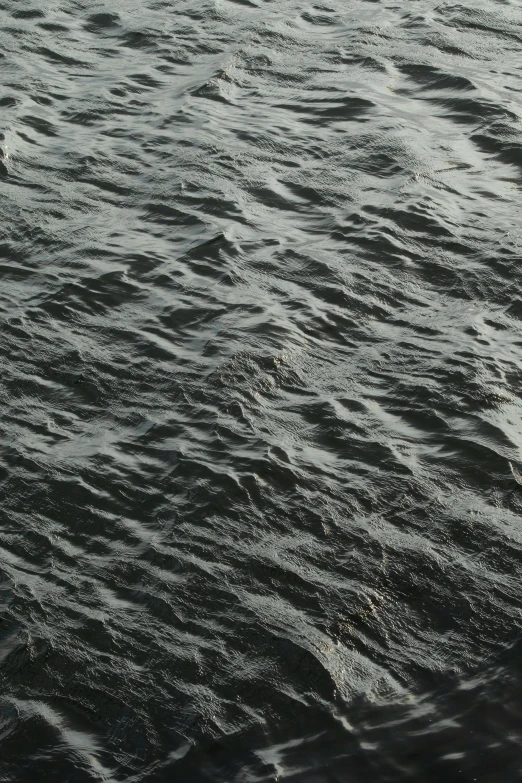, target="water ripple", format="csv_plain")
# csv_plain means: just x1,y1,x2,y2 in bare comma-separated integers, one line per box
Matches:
0,0,521,779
